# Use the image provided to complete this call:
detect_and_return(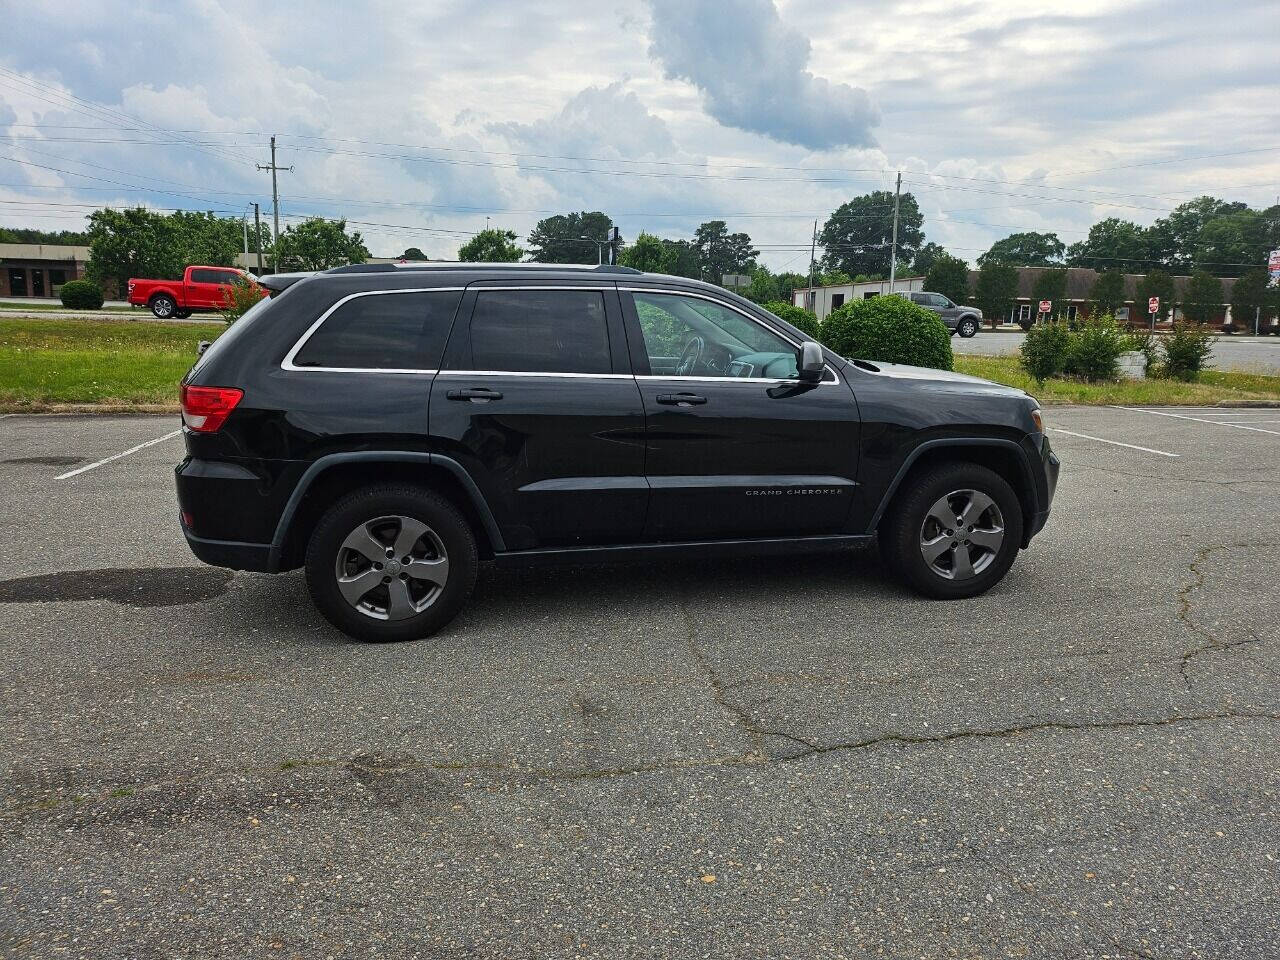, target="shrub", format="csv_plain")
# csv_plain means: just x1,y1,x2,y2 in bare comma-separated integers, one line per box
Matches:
219,278,266,325
762,300,819,338
820,294,953,370
1163,322,1214,381
1019,320,1072,384
1065,315,1128,382
58,279,105,310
